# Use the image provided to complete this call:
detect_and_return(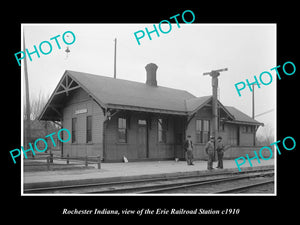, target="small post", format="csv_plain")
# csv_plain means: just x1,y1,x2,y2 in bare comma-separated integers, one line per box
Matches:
46,156,50,170
50,153,53,163
97,156,101,169
85,156,88,167
66,154,69,164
